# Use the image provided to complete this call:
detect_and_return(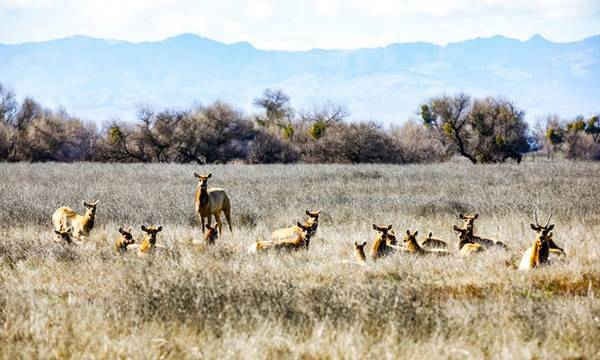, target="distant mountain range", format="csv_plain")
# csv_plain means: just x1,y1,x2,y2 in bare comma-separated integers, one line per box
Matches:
0,33,598,124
